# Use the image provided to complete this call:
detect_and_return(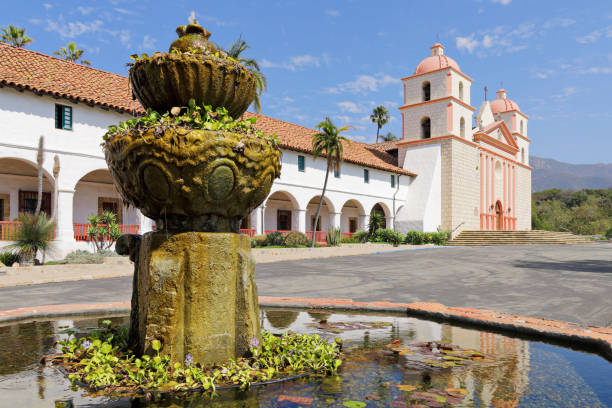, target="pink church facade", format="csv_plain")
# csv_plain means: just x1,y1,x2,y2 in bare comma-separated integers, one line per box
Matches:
390,44,532,235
